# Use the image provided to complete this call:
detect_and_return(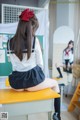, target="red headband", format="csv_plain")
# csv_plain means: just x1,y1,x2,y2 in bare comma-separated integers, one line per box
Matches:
19,9,34,21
